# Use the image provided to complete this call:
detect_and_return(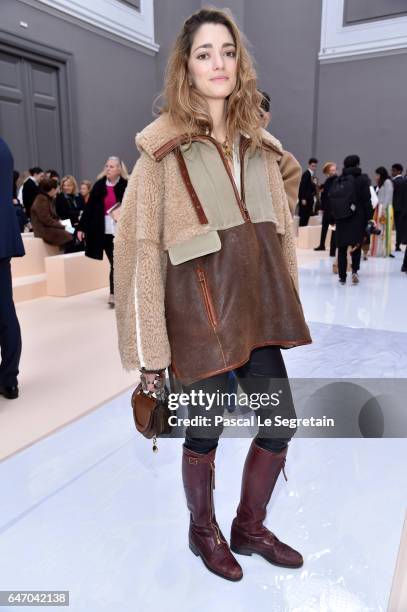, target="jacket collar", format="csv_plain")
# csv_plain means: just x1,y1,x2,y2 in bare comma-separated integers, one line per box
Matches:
135,113,283,162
